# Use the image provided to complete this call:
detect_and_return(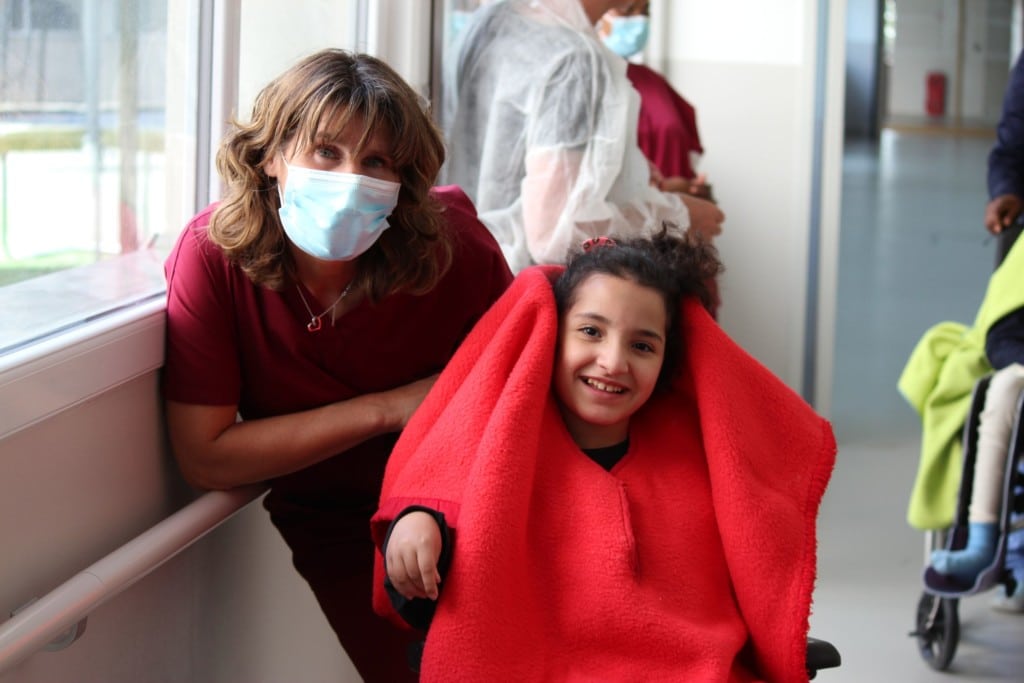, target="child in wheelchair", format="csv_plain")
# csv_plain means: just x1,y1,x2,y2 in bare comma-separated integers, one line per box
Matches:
371,231,838,680
900,235,1024,609
929,362,1024,605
